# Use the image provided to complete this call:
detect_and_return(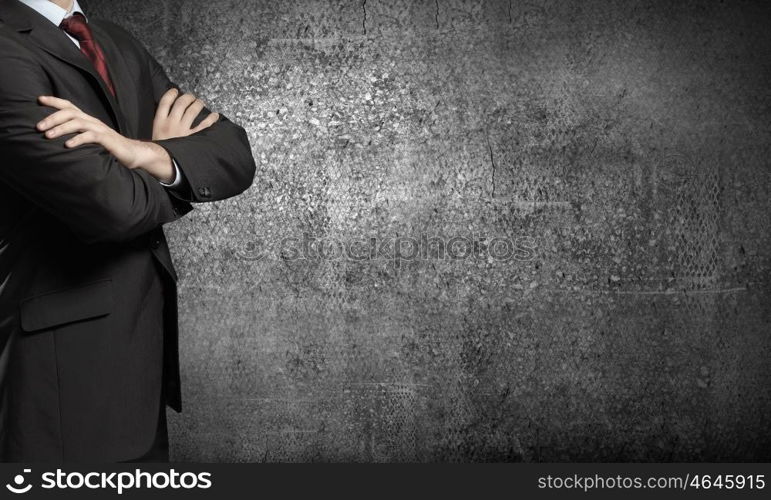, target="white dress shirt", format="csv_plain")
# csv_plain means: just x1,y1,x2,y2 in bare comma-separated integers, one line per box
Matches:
18,0,84,46
18,0,182,188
